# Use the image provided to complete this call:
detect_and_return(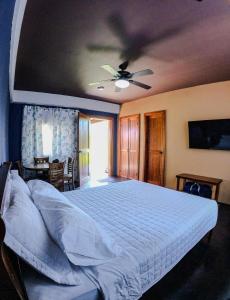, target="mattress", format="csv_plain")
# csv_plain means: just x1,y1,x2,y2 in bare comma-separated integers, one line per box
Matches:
24,180,218,299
